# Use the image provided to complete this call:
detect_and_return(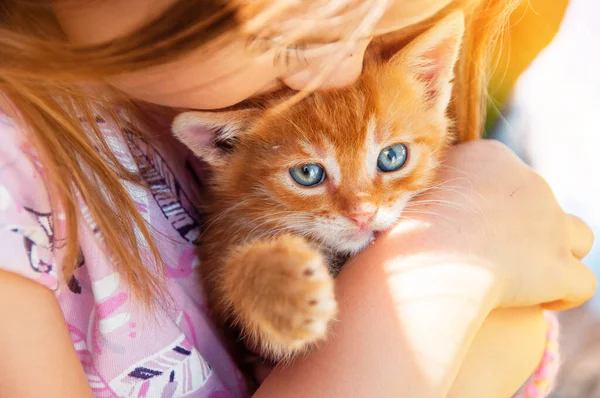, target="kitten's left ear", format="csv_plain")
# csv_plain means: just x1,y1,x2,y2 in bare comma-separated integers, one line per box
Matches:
172,108,260,167
391,11,465,110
